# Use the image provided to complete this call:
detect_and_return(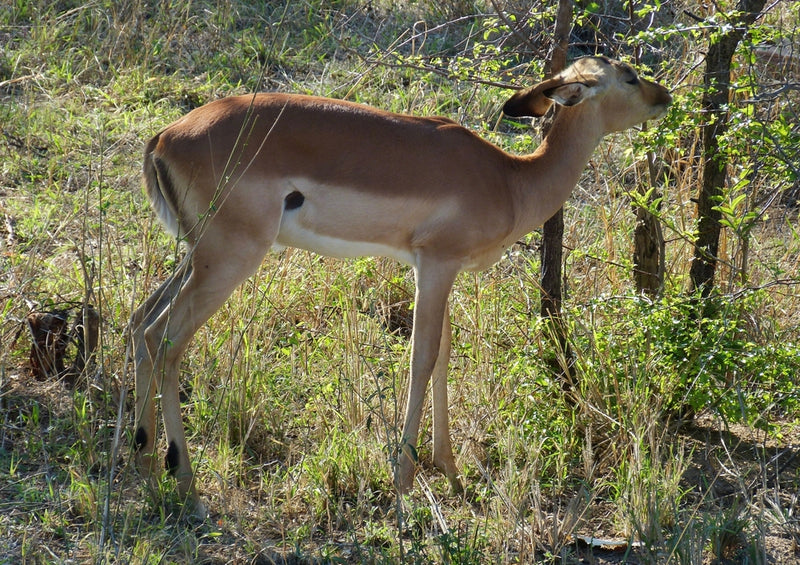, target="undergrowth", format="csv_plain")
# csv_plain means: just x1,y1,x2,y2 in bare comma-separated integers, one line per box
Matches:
1,0,798,563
